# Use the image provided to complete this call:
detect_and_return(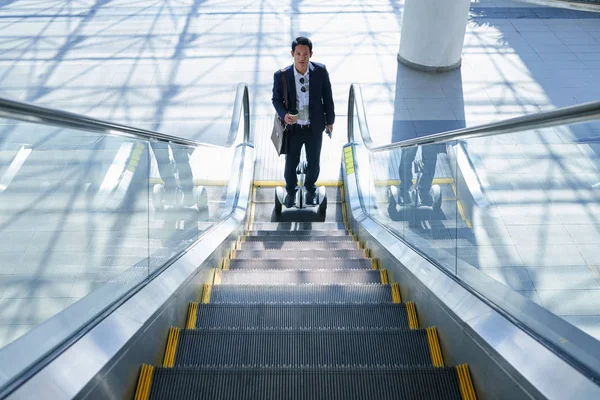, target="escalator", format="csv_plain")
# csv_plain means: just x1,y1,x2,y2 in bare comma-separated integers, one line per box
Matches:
133,184,477,400
2,85,600,400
